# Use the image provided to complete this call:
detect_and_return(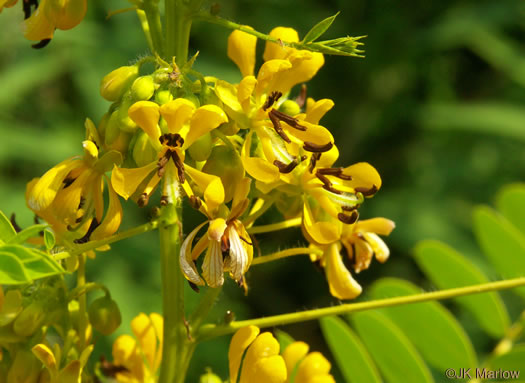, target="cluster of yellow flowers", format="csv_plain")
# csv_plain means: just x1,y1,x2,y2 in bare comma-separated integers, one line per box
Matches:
26,26,394,300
